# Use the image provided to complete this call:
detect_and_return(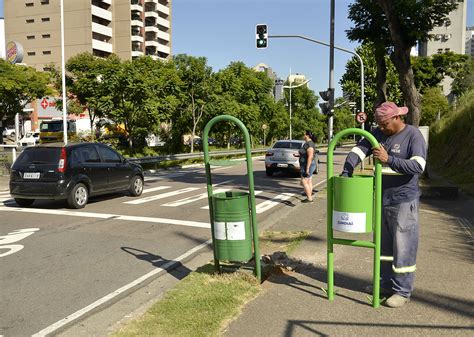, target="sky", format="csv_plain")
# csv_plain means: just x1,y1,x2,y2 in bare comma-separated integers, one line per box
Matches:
172,0,473,97
1,0,473,97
